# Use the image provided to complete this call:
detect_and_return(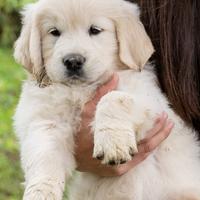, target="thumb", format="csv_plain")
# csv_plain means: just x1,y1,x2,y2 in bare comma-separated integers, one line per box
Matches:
92,73,119,105
83,73,119,117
